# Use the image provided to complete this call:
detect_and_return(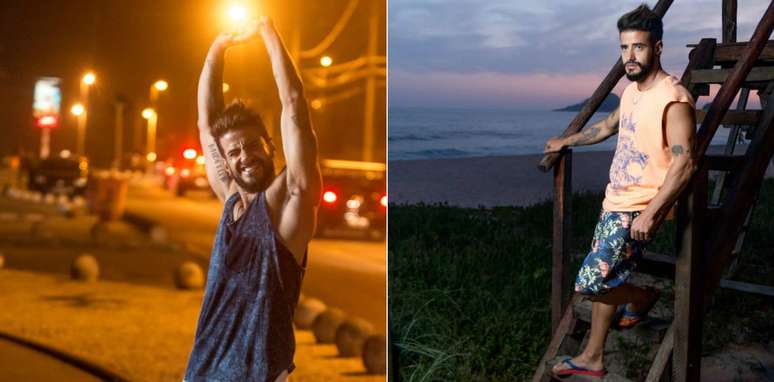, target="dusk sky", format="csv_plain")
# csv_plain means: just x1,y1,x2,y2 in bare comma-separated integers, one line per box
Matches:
389,0,769,110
